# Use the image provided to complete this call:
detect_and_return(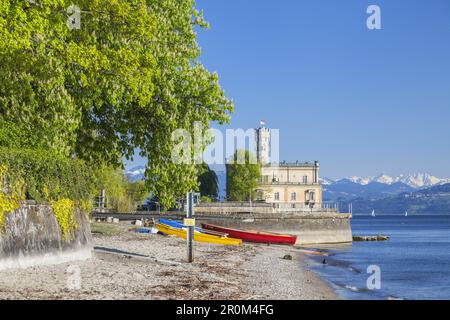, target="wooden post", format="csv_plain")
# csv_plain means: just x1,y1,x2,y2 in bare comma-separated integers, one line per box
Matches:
101,189,106,209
